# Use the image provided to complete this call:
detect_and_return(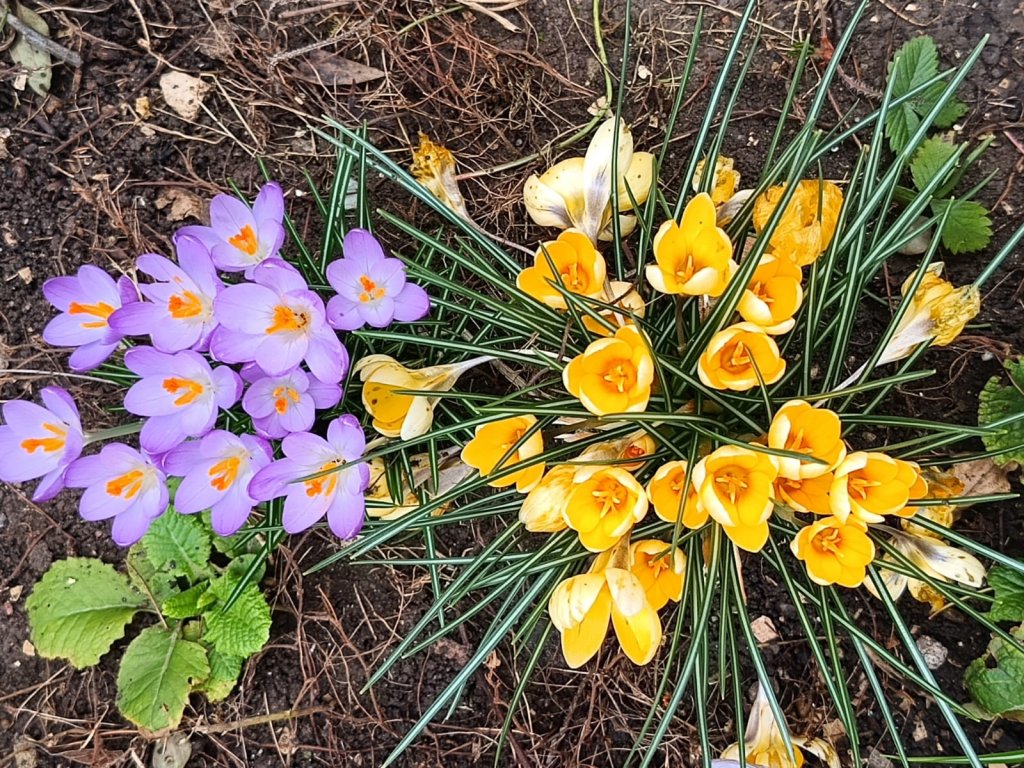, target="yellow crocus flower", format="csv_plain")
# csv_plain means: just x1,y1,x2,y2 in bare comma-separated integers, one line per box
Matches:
737,254,804,335
646,193,736,297
692,445,778,553
829,452,922,524
692,155,741,206
410,132,470,219
461,415,545,493
646,459,708,528
564,467,648,552
516,229,607,309
767,400,846,480
792,515,875,588
563,325,654,416
752,179,844,267
697,322,787,392
629,539,686,610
